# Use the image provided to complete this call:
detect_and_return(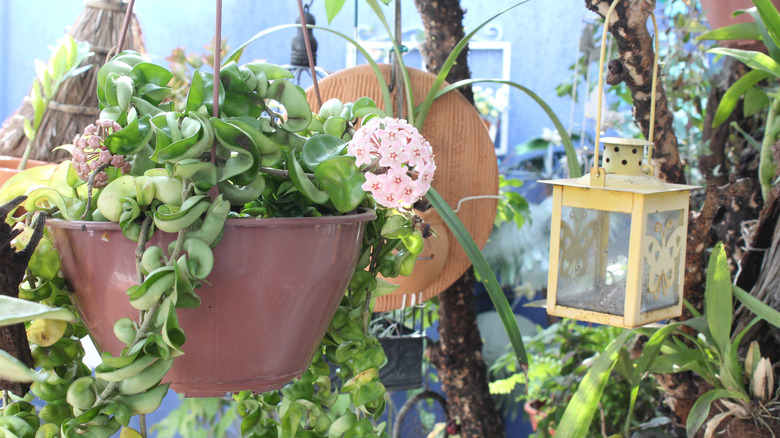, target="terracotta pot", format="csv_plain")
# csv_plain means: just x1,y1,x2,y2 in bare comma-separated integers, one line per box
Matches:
376,209,450,310
0,156,49,187
524,400,555,436
701,0,780,50
47,209,375,397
